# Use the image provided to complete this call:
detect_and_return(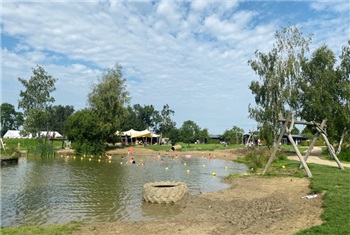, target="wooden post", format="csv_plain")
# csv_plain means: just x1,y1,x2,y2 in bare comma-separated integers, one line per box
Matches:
319,132,344,170
262,114,290,175
300,120,326,168
287,133,312,177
